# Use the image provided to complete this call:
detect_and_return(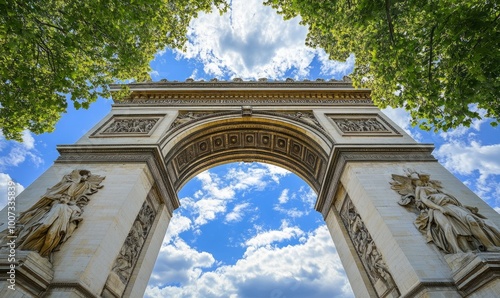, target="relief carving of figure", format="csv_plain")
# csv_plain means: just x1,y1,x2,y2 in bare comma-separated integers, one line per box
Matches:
294,112,321,127
172,112,197,127
1,170,105,257
391,170,500,254
103,118,158,134
343,200,394,285
110,201,156,284
334,118,388,132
